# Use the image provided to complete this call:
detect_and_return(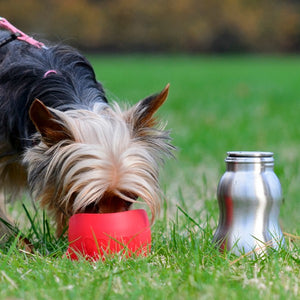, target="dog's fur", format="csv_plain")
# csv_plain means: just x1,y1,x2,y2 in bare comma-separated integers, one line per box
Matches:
0,30,173,237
